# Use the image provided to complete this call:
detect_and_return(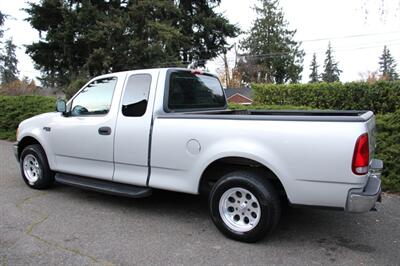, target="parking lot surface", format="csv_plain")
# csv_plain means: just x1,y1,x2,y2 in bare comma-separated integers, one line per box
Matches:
1,140,399,265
